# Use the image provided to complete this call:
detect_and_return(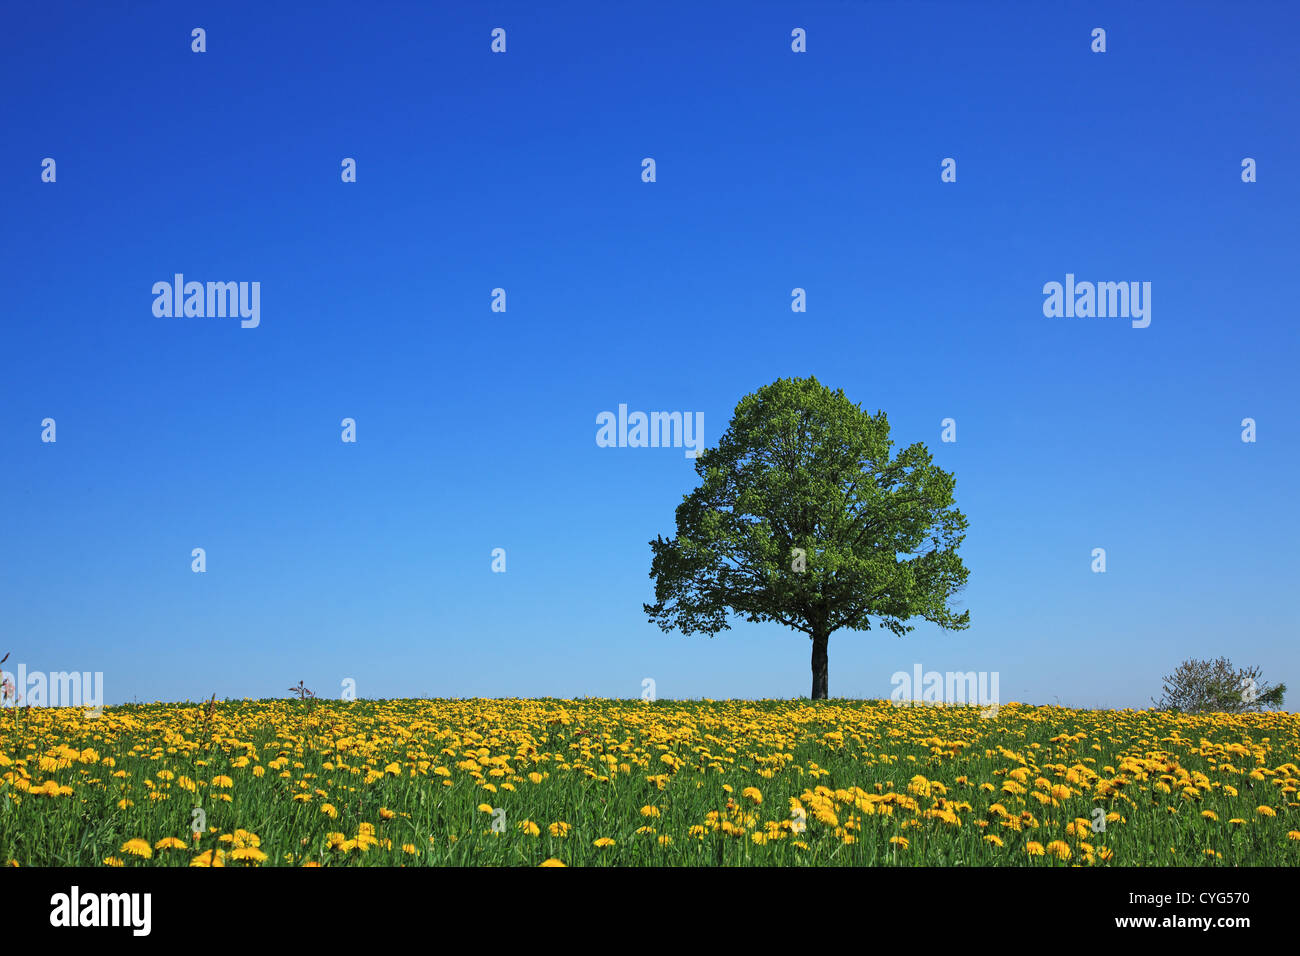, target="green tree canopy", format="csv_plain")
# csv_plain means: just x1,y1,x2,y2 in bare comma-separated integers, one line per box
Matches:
645,376,970,699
